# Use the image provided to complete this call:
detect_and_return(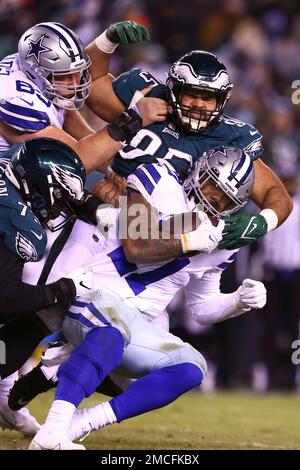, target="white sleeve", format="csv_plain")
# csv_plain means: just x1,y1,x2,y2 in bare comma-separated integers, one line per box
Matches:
186,270,249,325
47,221,101,282
127,162,187,214
0,72,51,132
